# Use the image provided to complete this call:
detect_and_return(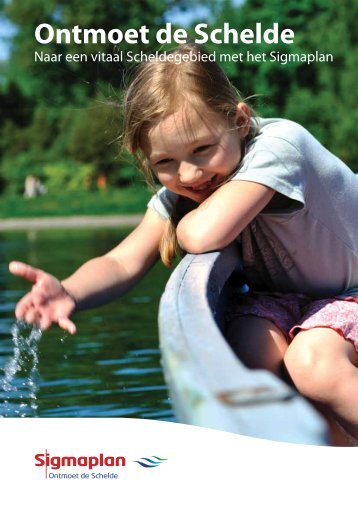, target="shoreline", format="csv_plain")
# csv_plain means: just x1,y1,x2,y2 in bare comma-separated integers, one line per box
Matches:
0,214,144,231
